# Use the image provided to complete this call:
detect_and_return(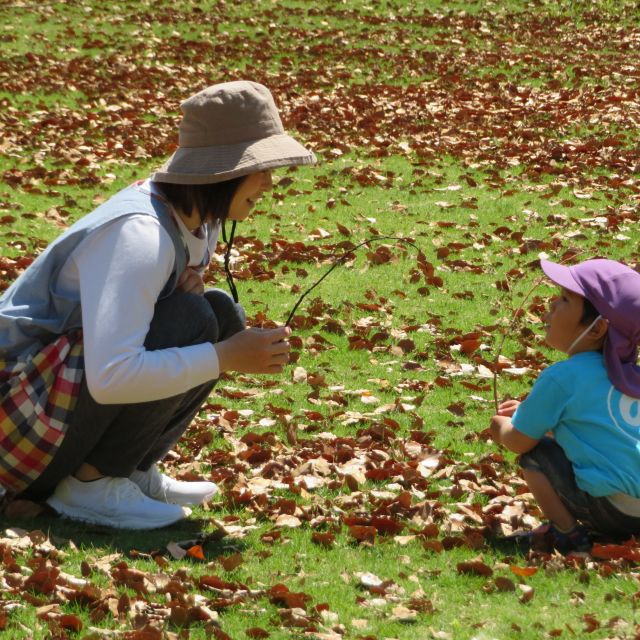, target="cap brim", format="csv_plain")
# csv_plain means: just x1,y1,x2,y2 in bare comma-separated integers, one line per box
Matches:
150,133,316,185
540,259,587,296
